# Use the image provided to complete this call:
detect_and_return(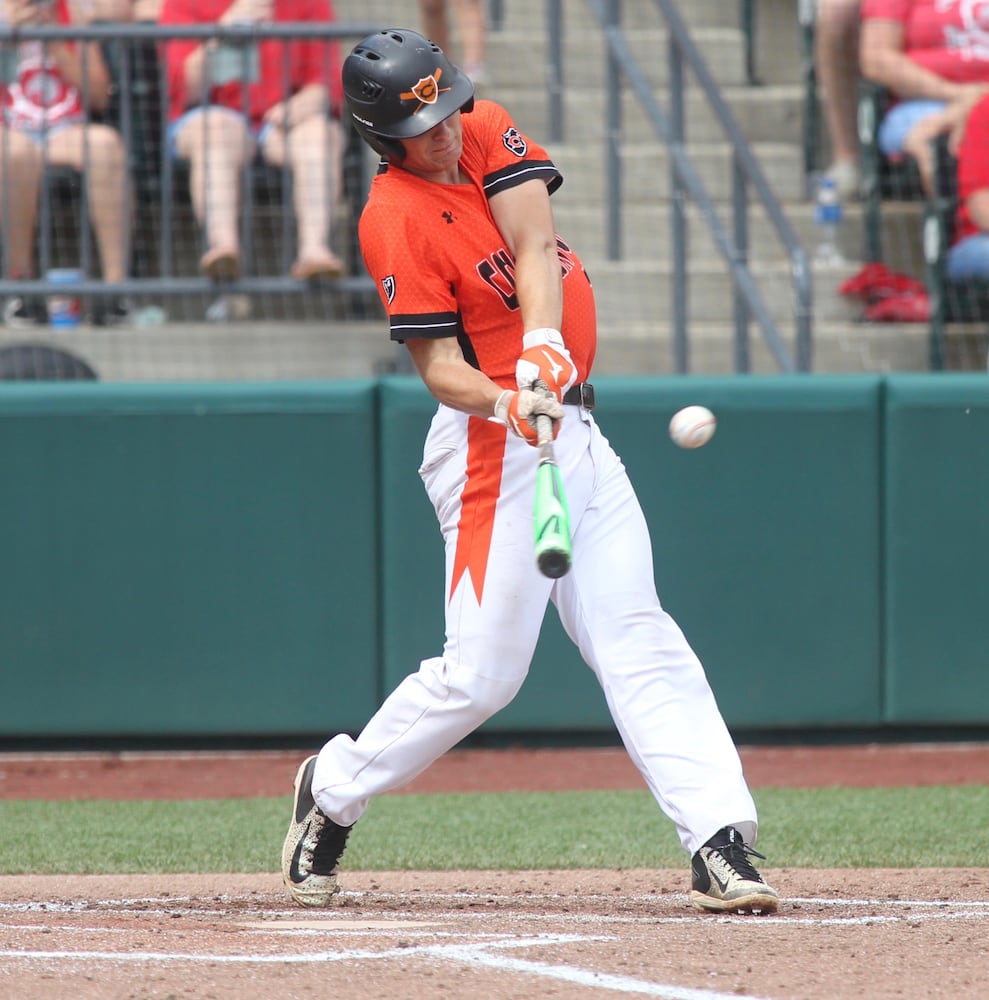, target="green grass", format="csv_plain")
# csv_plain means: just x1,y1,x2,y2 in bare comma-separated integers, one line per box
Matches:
1,787,986,875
